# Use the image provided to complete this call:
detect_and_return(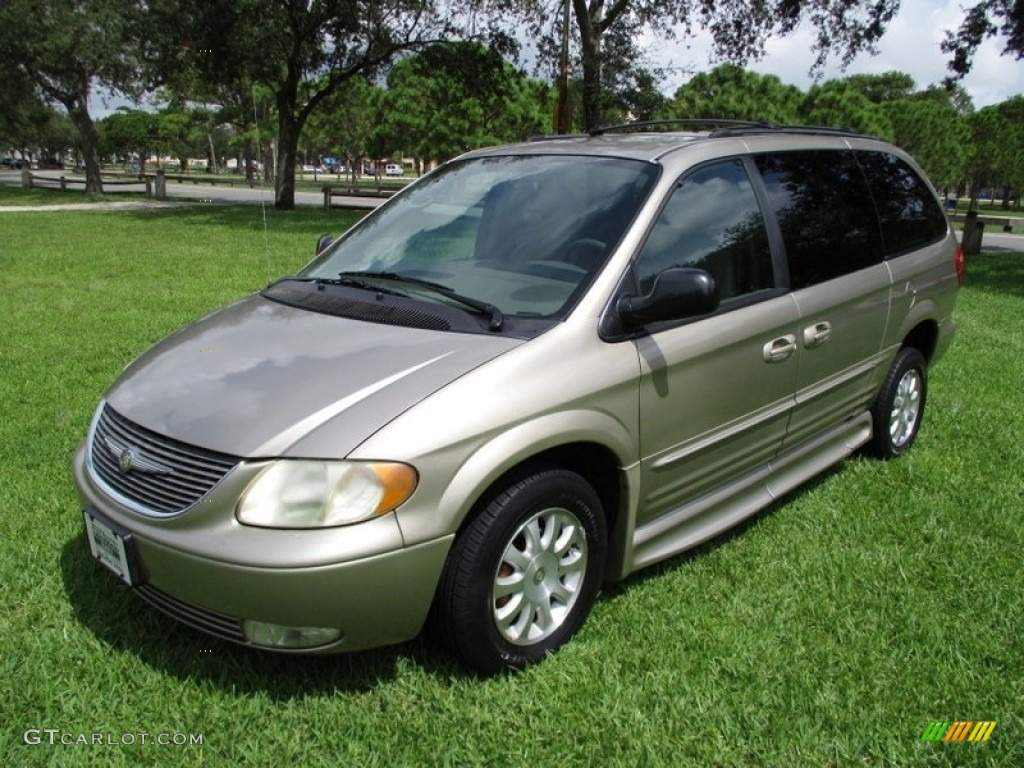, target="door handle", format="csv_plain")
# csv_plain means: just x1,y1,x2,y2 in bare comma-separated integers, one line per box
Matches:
763,334,797,363
802,321,832,348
